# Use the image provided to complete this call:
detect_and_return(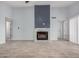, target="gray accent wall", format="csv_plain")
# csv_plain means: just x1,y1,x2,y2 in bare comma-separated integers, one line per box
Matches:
35,5,50,28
